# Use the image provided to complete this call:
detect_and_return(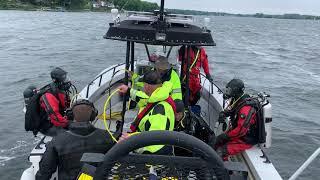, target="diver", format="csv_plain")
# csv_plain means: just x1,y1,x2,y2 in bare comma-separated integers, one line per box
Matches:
118,70,176,155
174,99,185,125
36,99,114,180
174,99,215,144
214,79,260,161
173,99,215,156
178,45,213,105
38,67,72,136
